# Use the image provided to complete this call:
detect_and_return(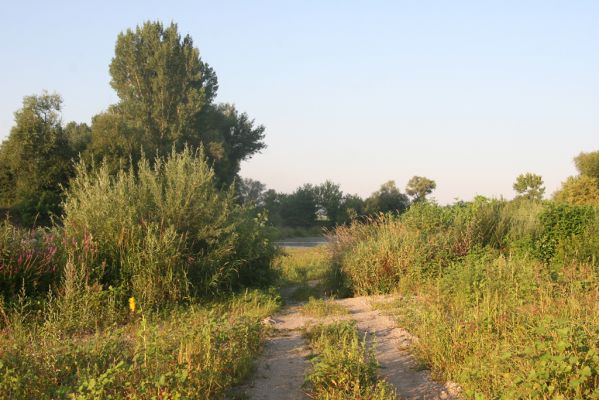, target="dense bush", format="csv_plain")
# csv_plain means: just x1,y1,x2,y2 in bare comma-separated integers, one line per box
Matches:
330,198,599,398
331,199,597,295
62,147,276,309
